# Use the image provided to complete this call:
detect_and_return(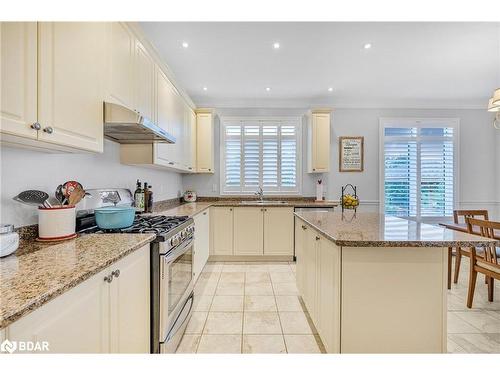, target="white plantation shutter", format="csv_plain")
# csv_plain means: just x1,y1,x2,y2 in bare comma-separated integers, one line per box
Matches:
382,121,457,219
383,141,417,216
221,118,301,194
